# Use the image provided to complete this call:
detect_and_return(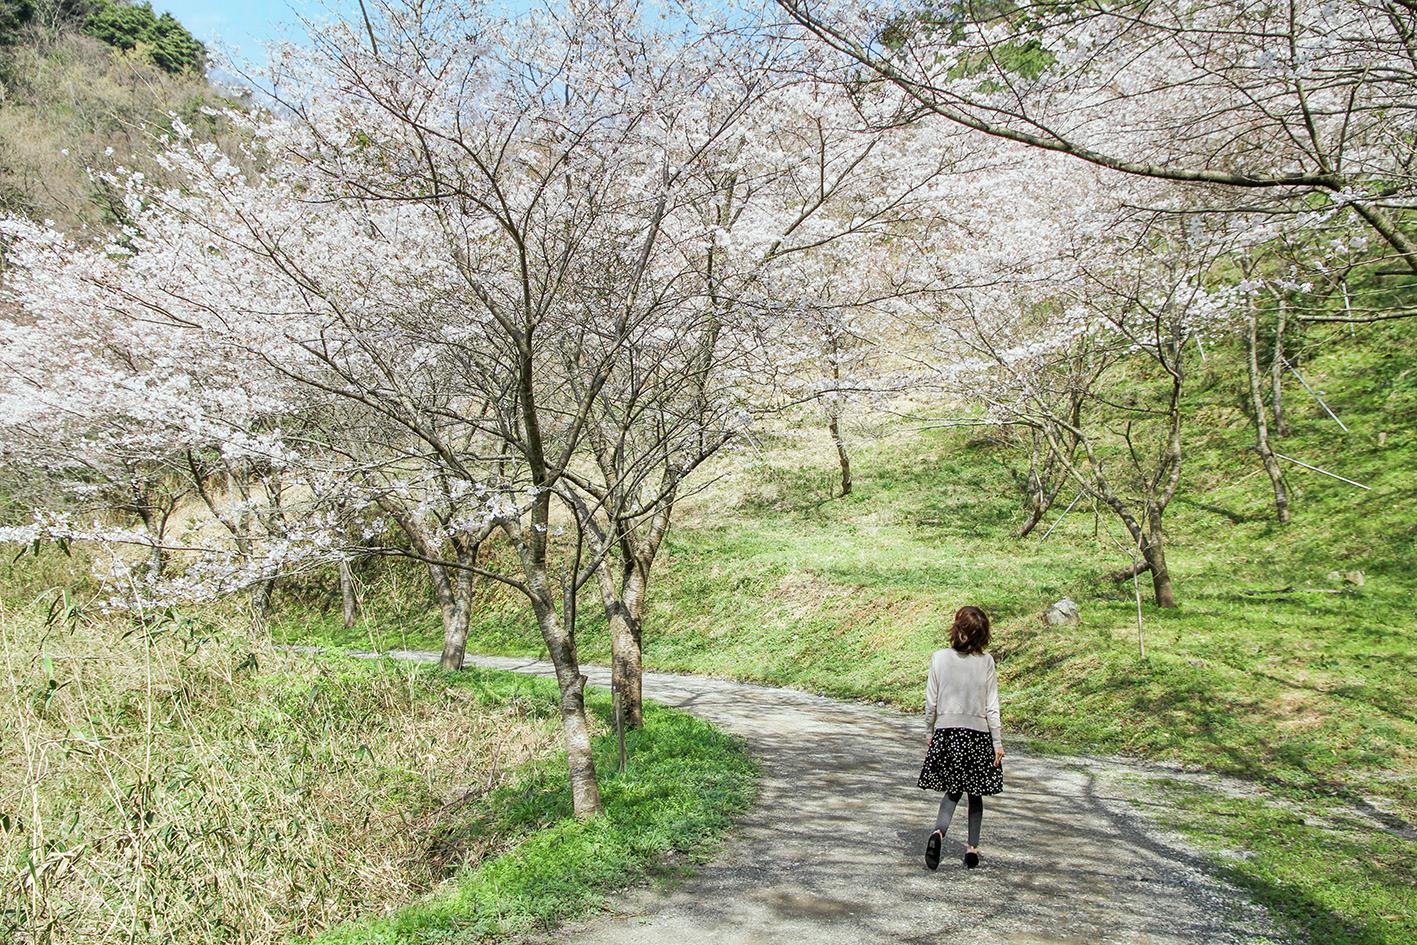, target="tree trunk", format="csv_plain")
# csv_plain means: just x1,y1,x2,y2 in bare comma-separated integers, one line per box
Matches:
133,486,167,579
609,607,645,730
338,559,360,629
425,560,474,671
1142,513,1176,608
828,410,852,497
599,559,647,730
426,559,456,623
1270,300,1289,437
250,578,275,631
438,598,472,671
1017,448,1046,538
1247,312,1292,524
534,599,603,819
1020,410,1079,538
826,337,853,497
1017,470,1064,538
